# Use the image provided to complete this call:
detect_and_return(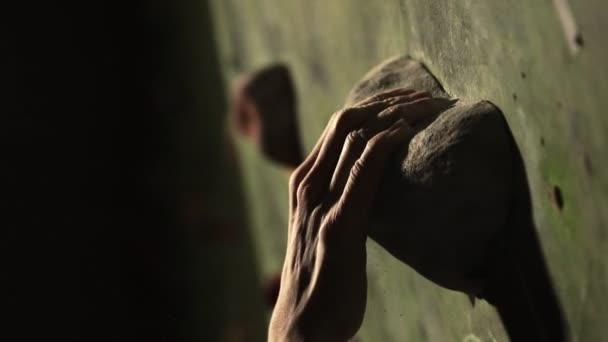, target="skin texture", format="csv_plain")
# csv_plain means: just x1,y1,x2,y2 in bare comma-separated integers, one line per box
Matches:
269,88,441,341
